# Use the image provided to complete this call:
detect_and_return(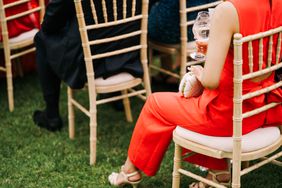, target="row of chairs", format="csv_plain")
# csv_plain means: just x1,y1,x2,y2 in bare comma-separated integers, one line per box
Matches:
0,0,222,112
1,0,281,187
66,0,282,188
0,0,222,164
